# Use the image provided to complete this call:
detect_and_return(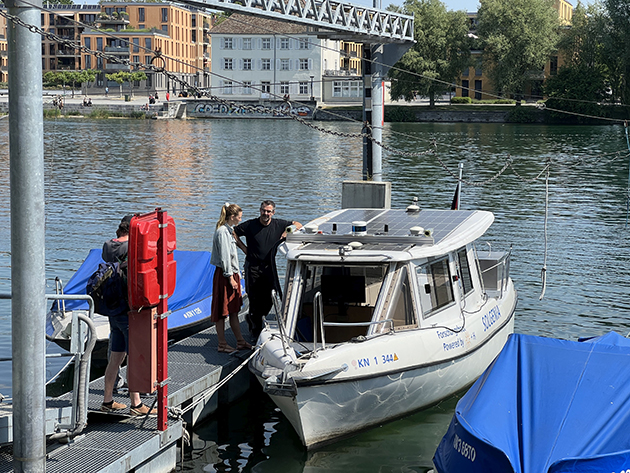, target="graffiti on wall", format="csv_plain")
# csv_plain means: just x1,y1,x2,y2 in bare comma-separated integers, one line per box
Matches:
191,101,313,119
